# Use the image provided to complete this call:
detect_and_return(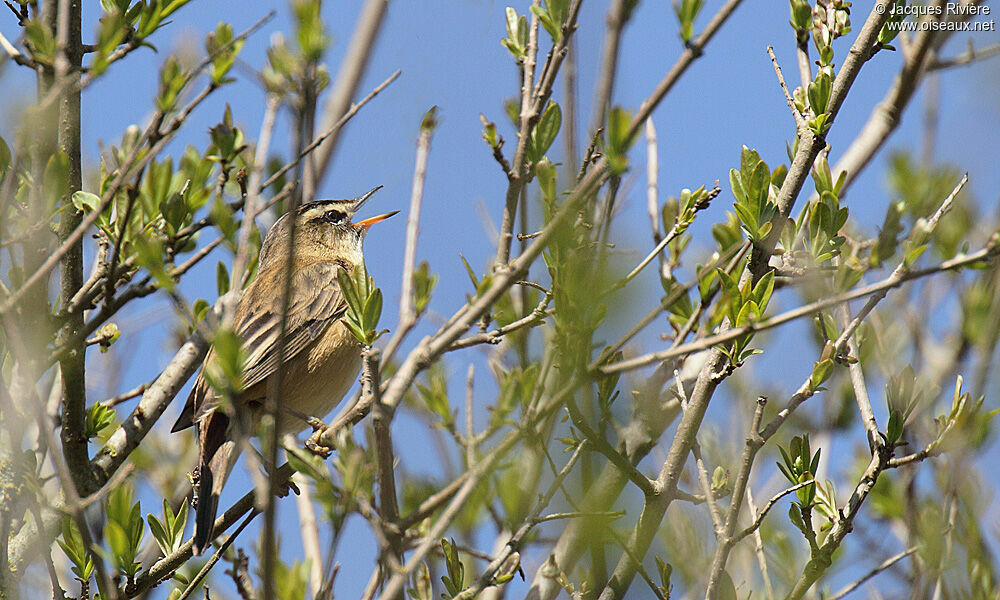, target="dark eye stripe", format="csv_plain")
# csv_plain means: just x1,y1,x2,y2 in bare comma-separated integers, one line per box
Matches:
308,209,347,224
